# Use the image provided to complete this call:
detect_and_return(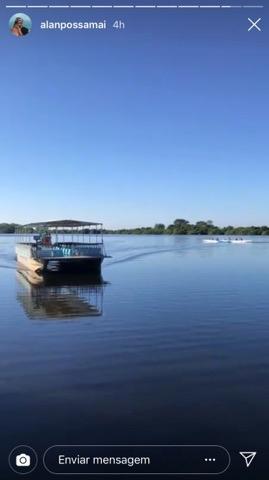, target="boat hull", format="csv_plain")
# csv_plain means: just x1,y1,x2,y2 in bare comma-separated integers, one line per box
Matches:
16,243,104,275
43,257,103,274
17,254,103,275
17,255,44,274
